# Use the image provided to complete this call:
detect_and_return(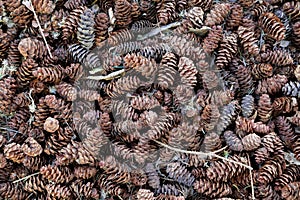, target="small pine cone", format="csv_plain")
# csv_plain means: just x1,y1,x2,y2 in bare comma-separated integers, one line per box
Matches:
186,7,204,28
24,175,46,193
114,0,132,27
178,57,198,87
275,164,300,191
95,13,109,47
131,2,141,20
204,3,231,26
241,94,254,118
260,50,293,66
217,100,239,133
200,104,220,132
40,165,74,183
31,0,55,14
202,25,223,54
55,141,79,165
157,52,179,89
194,178,232,197
236,116,254,133
0,154,7,169
242,133,261,151
136,189,155,200
23,155,46,171
275,116,296,148
257,157,286,185
145,163,160,189
203,132,222,152
254,147,270,165
74,166,97,179
64,0,87,10
43,117,60,133
124,53,157,79
202,71,219,90
256,74,288,95
21,137,43,157
45,184,72,199
7,39,22,67
238,26,259,55
99,156,130,184
234,65,254,95
62,6,86,41
0,77,17,115
55,82,77,101
78,89,101,101
252,63,273,79
16,57,38,86
224,131,243,151
226,4,243,29
252,122,272,135
0,135,6,148
294,65,300,81
287,111,300,126
293,21,300,47
261,132,285,157
282,81,300,98
17,37,48,59
77,8,95,49
283,1,300,22
70,180,99,199
106,75,141,97
32,65,64,84
166,162,195,187
97,174,128,196
259,12,286,41
258,94,273,123
157,0,177,25
3,143,24,163
107,28,133,46
273,97,298,116
130,169,147,186
216,34,238,69
281,182,300,200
